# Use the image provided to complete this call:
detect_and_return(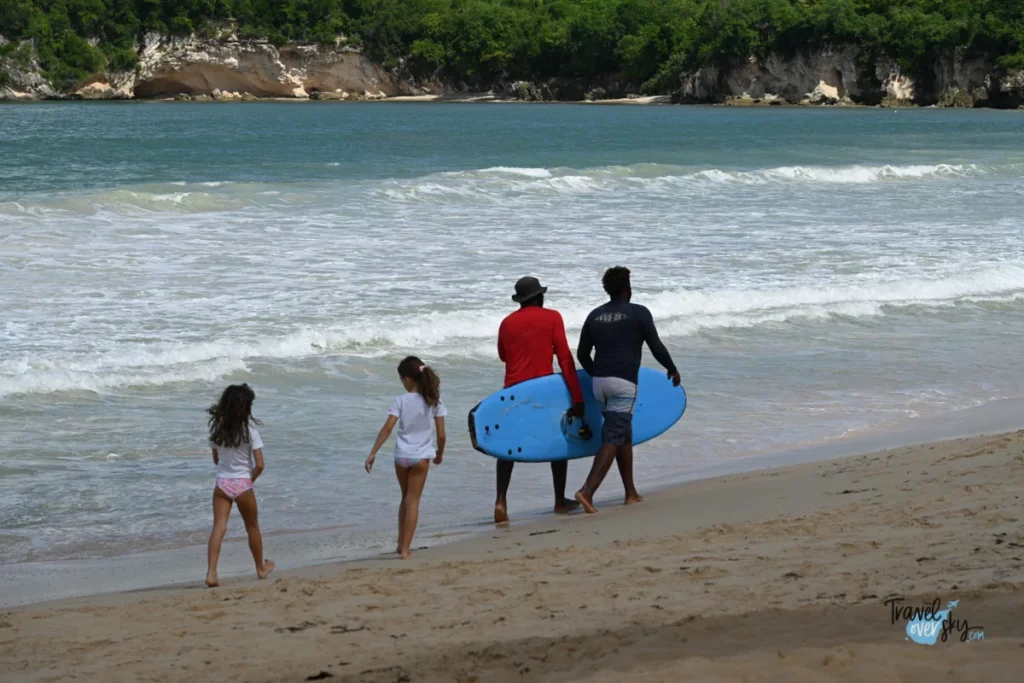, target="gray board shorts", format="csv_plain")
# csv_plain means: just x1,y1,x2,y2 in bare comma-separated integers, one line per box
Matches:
592,376,637,446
